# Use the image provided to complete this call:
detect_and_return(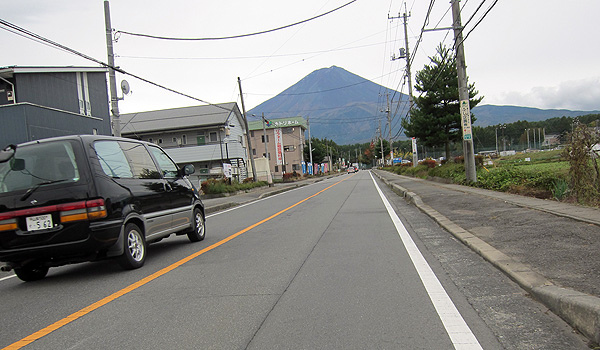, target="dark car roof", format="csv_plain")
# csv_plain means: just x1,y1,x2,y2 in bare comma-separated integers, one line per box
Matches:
15,135,152,148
